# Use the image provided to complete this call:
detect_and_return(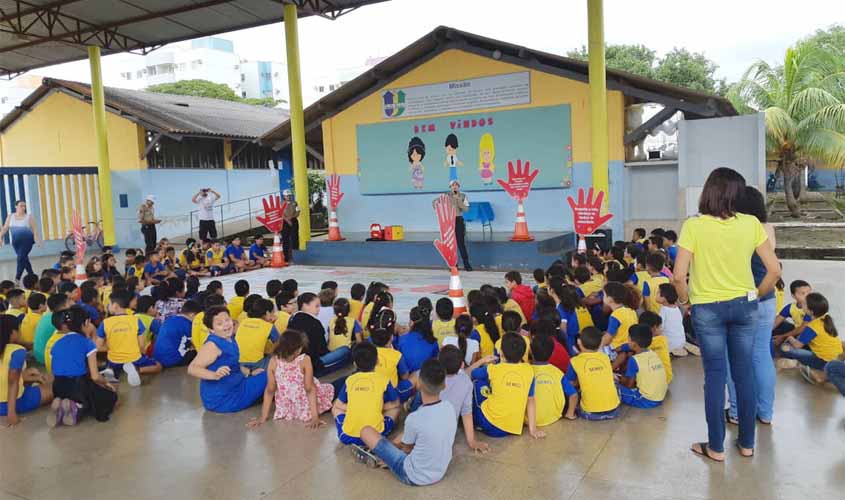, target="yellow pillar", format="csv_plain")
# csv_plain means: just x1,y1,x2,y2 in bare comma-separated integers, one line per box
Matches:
88,46,117,246
284,3,310,249
223,140,234,169
588,0,609,211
